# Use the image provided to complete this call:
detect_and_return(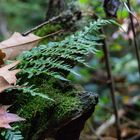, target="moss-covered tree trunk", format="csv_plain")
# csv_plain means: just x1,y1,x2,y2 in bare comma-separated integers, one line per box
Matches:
3,78,98,140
